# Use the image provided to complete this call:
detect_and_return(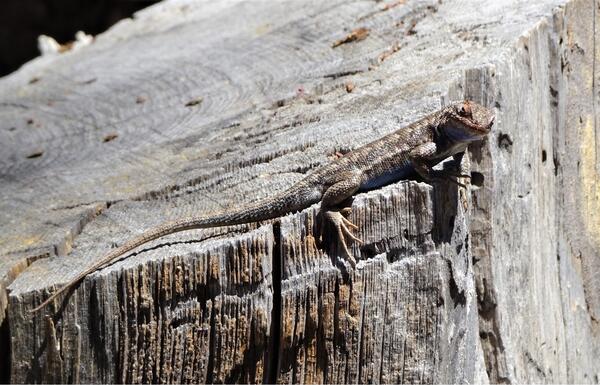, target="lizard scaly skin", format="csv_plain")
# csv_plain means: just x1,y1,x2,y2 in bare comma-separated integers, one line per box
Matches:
31,100,494,312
